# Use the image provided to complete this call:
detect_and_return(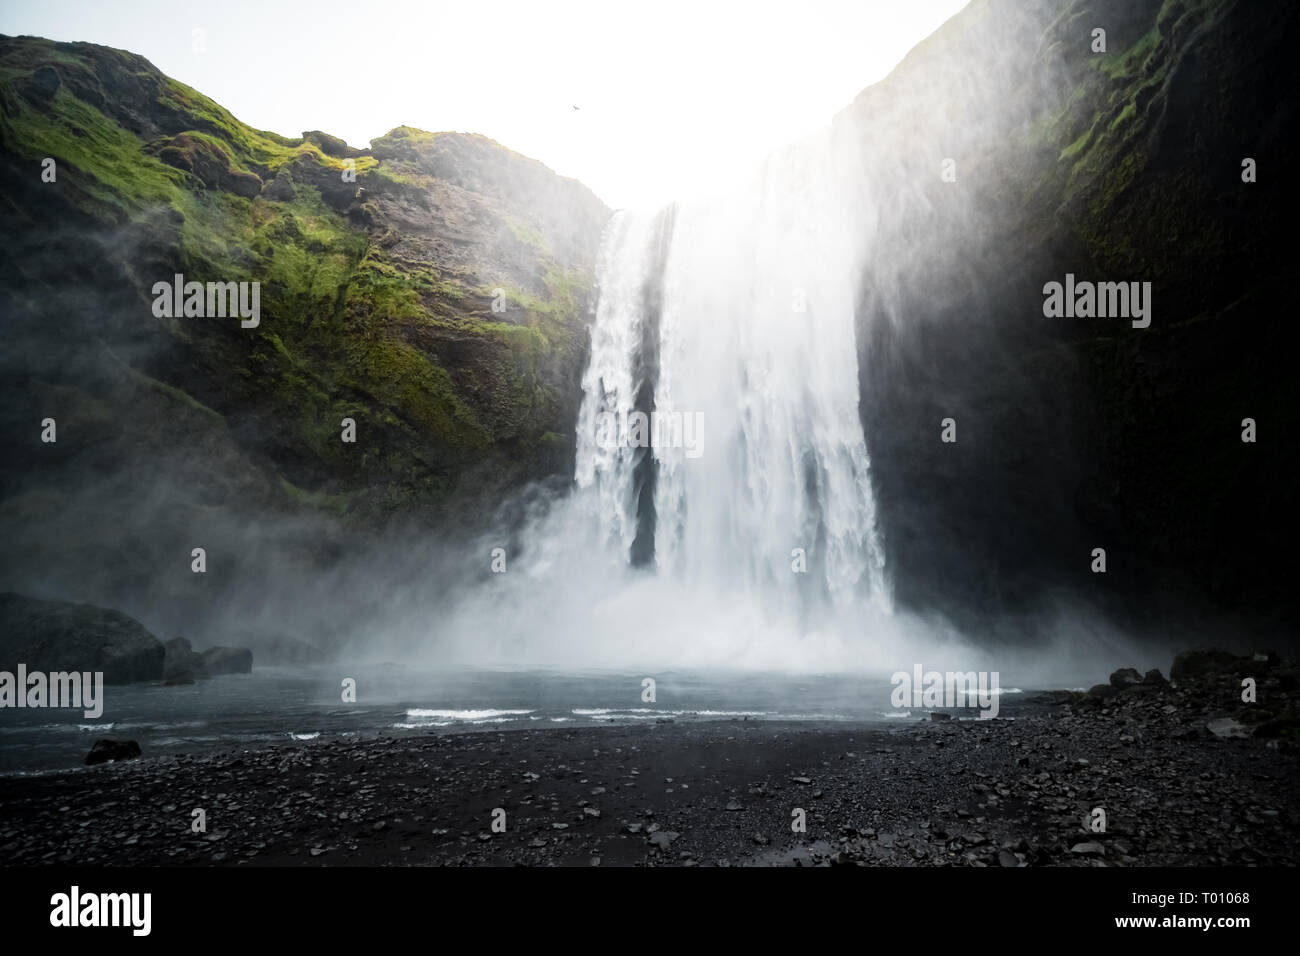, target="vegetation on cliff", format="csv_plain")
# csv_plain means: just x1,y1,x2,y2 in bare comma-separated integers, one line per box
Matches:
0,35,609,535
